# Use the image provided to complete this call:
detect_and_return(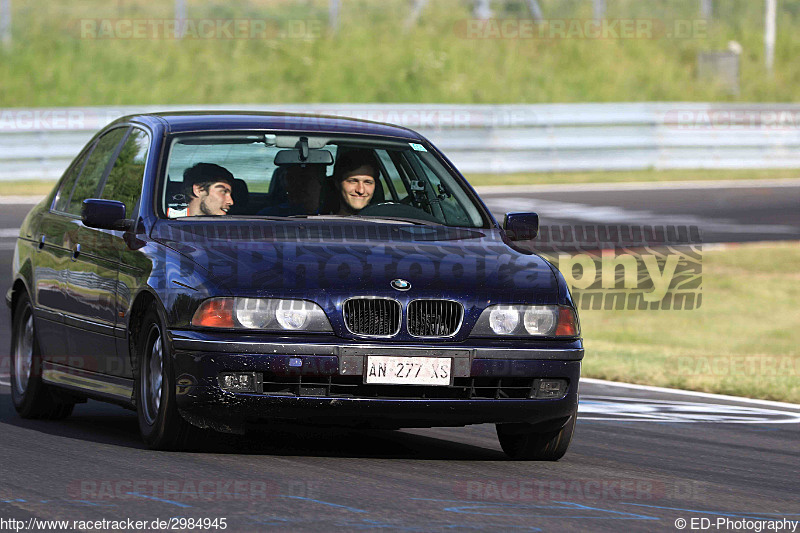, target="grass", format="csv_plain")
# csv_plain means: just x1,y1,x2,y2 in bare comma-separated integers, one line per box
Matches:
578,241,800,403
6,167,800,198
1,182,58,196
0,0,799,105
